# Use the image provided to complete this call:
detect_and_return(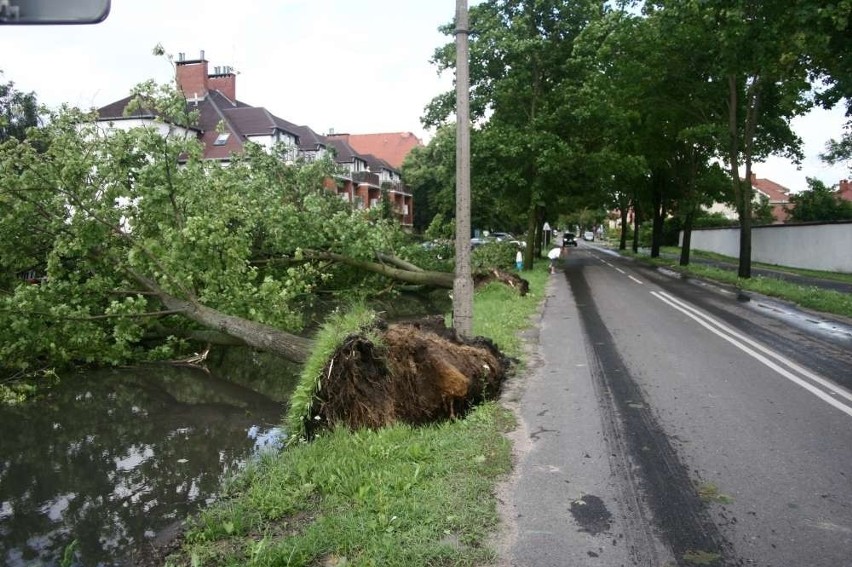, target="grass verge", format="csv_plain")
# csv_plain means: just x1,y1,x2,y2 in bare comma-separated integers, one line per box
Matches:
167,265,549,567
621,247,852,319
658,246,852,285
